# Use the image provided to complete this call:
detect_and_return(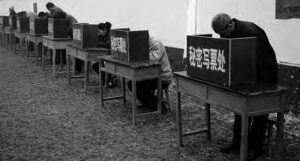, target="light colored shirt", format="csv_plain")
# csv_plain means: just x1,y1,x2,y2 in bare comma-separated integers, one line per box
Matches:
149,37,172,82
26,11,38,19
